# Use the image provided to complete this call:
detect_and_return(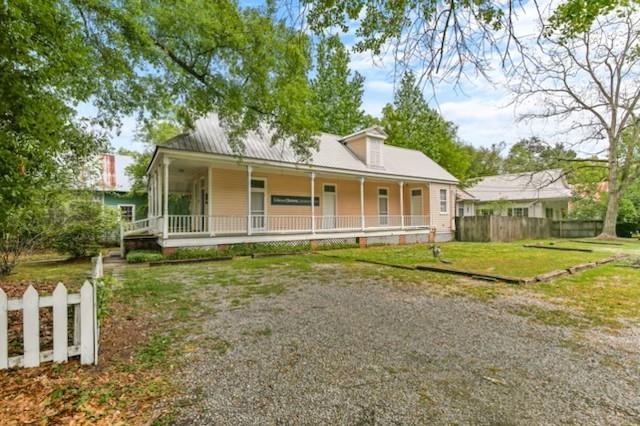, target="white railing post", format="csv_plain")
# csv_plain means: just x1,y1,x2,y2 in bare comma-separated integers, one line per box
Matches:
360,177,365,231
